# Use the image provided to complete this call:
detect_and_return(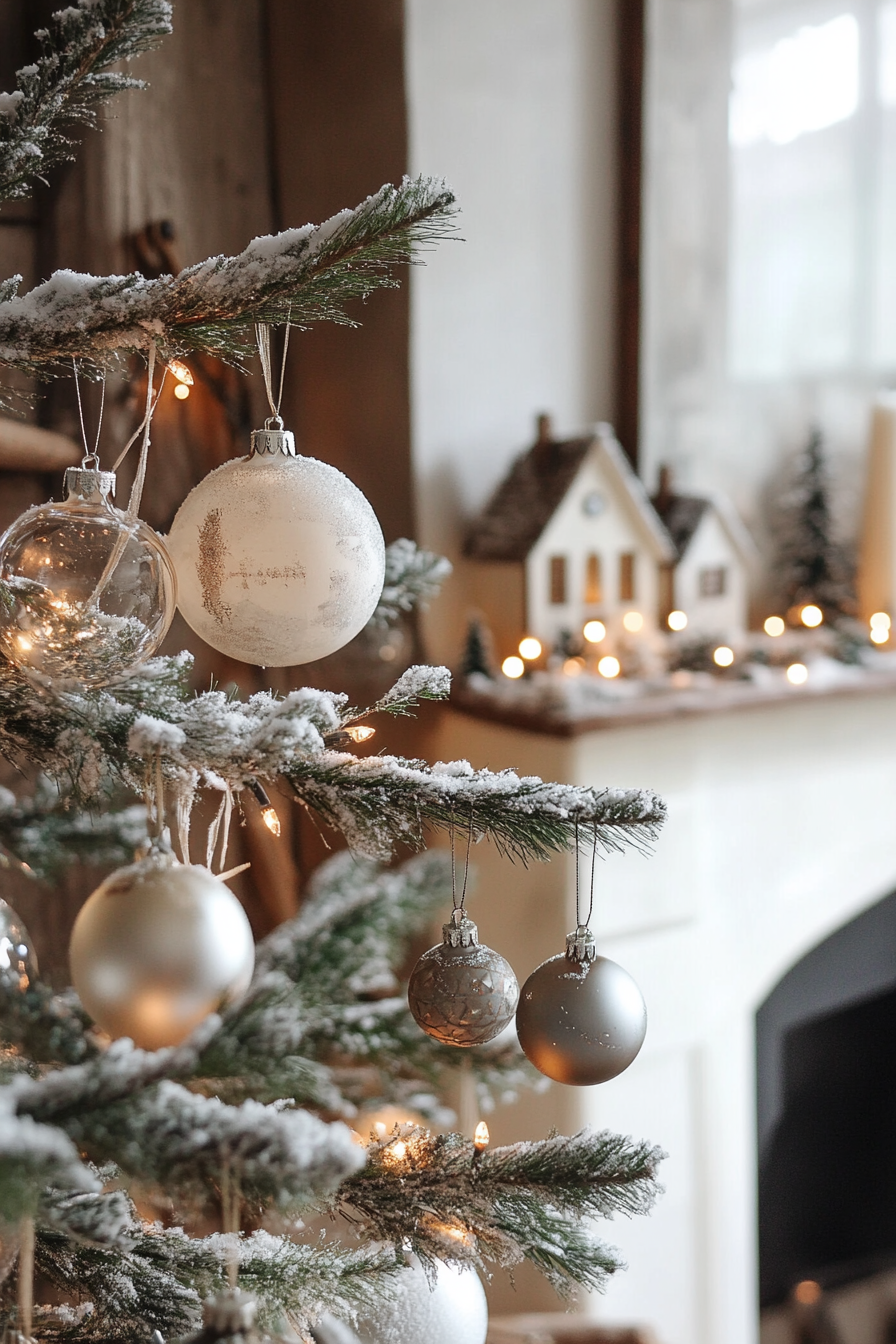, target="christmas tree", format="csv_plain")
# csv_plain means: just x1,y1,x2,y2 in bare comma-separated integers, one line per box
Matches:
0,6,666,1341
775,426,855,623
